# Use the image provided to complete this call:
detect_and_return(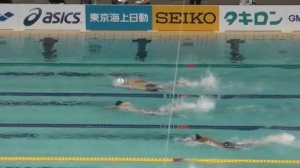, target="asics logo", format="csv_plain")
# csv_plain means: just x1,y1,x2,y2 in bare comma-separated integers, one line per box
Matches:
23,8,81,26
23,8,42,26
0,12,14,22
